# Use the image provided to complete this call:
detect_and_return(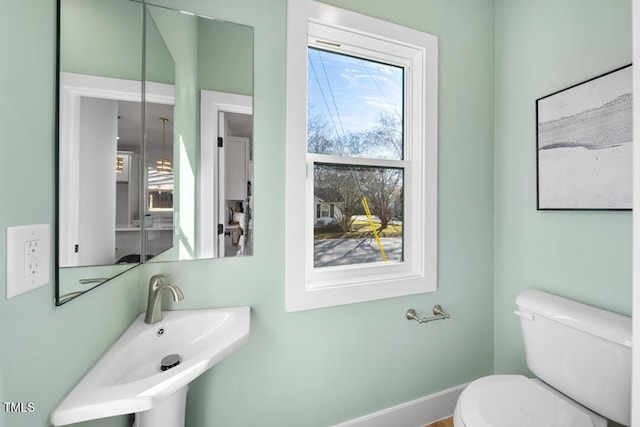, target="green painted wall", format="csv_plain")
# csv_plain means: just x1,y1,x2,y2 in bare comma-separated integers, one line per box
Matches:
4,0,630,426
197,18,253,96
146,9,176,85
493,0,632,382
144,0,496,426
60,0,142,80
2,0,494,425
1,1,141,427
